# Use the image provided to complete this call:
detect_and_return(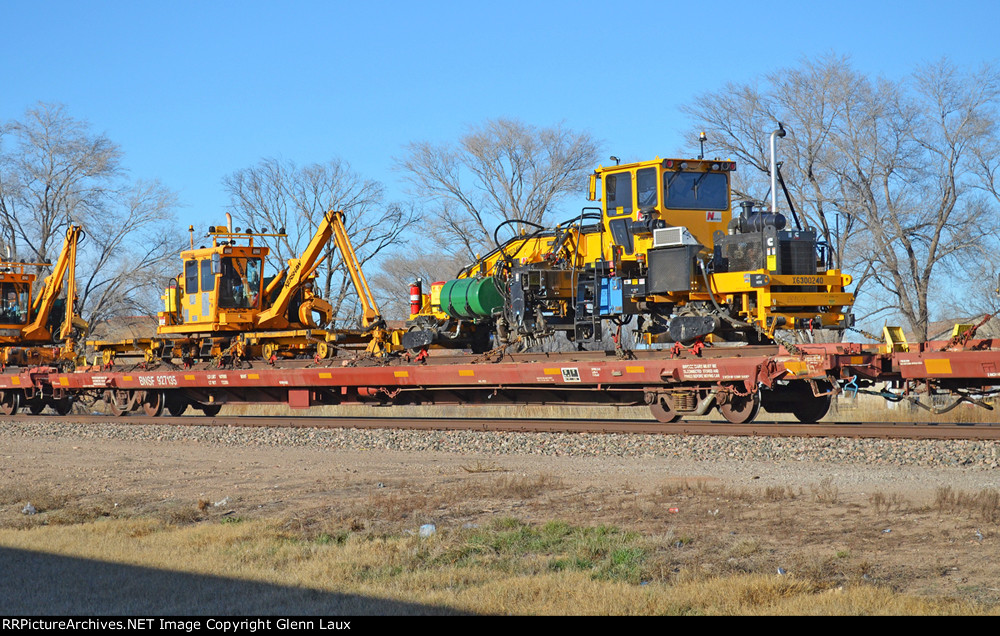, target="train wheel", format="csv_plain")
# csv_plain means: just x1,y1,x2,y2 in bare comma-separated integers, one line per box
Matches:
719,391,760,424
262,342,278,361
165,394,189,417
200,404,222,417
404,325,436,355
28,400,45,415
0,391,19,416
792,393,832,423
316,341,333,359
105,390,130,417
649,394,681,423
53,399,73,416
142,391,164,417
